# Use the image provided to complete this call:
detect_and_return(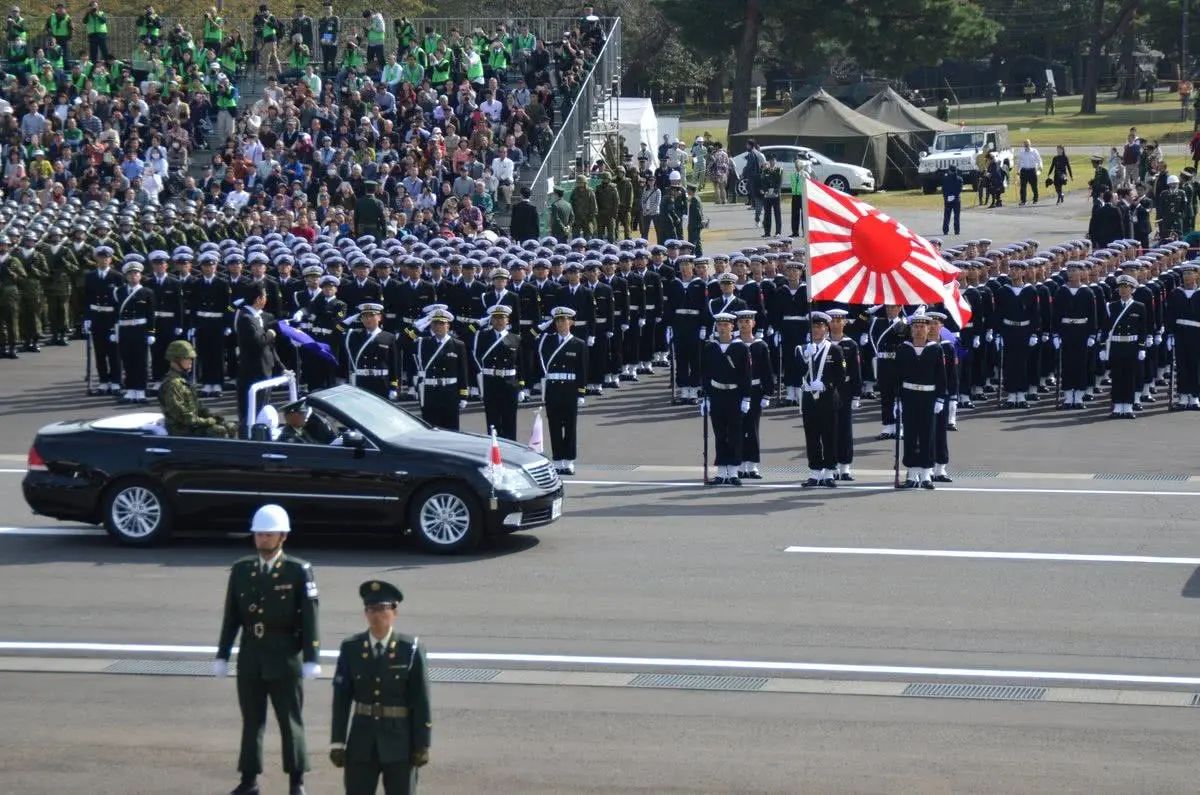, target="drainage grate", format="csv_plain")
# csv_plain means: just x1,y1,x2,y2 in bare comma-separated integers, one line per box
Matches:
578,464,640,471
1189,694,1200,707
902,683,1046,701
628,673,769,691
762,466,810,474
104,659,221,677
427,667,500,683
946,469,1000,479
1093,472,1190,482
